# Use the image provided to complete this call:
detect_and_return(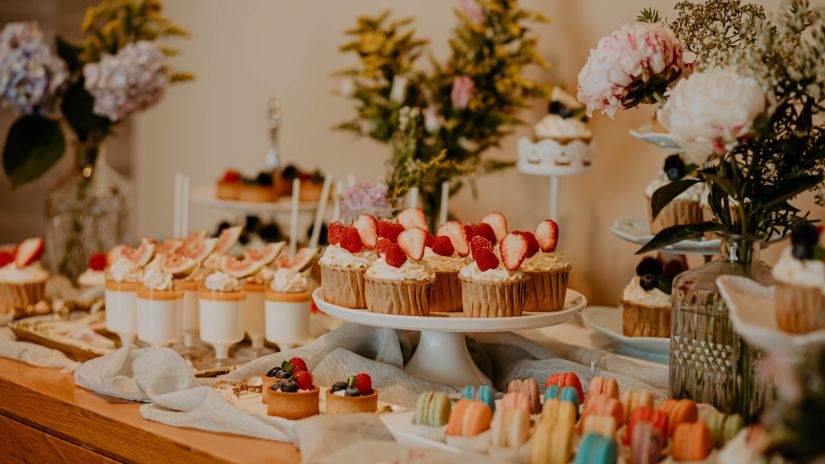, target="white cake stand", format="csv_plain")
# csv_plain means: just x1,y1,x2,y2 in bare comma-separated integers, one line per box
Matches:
312,287,587,387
